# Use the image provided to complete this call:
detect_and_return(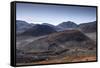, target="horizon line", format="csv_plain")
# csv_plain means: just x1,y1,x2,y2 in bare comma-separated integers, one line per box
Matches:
16,19,96,26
